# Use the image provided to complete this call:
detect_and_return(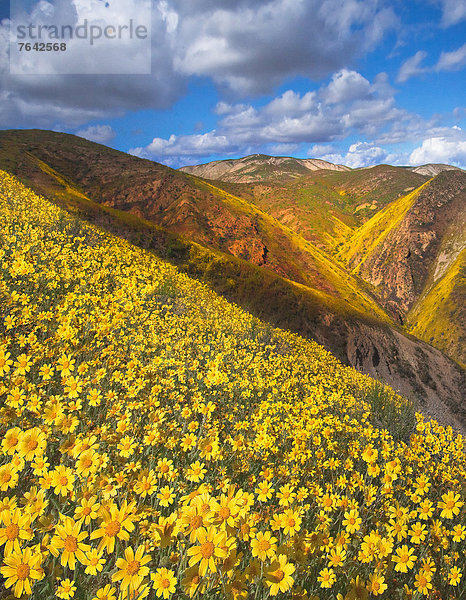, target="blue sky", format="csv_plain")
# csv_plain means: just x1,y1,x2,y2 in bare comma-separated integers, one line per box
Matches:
1,0,465,168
